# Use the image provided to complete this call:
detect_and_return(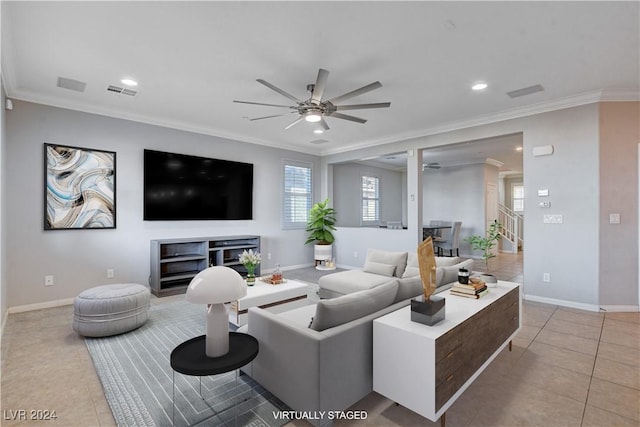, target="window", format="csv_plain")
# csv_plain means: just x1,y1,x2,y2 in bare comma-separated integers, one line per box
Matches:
362,176,380,223
513,184,524,212
283,161,312,228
